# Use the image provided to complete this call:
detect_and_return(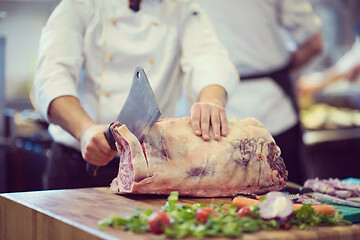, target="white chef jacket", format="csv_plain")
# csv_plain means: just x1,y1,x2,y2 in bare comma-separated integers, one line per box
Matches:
31,0,238,150
185,0,322,135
